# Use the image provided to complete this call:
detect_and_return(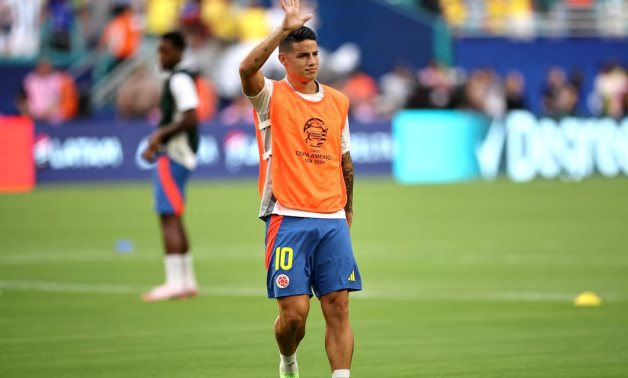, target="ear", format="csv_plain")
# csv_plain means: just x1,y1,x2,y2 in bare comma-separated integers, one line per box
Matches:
278,53,288,67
